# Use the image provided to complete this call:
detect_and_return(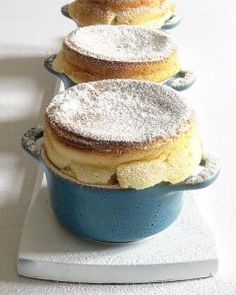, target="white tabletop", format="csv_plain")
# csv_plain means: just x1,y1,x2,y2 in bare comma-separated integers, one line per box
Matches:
0,0,236,294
